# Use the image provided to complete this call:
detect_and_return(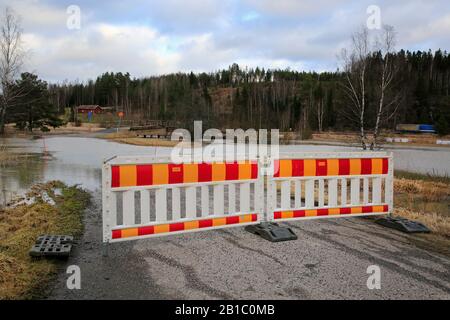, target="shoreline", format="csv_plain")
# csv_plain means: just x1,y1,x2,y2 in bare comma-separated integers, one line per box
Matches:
289,139,450,151
2,124,450,149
